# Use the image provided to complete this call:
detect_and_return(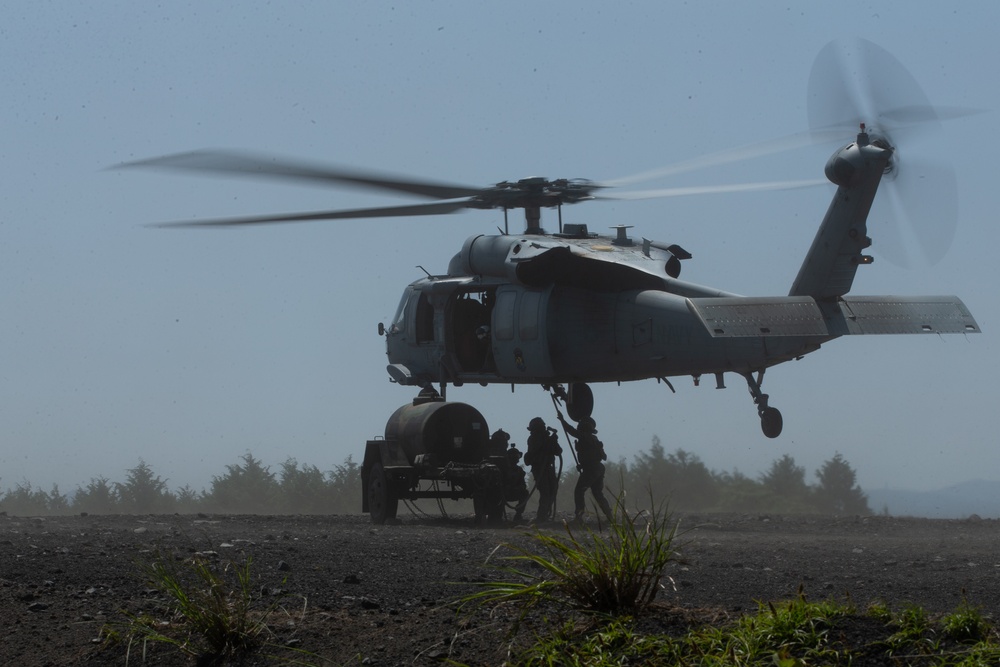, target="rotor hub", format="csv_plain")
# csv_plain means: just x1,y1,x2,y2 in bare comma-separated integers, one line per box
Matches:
469,177,599,211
